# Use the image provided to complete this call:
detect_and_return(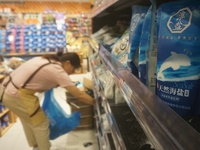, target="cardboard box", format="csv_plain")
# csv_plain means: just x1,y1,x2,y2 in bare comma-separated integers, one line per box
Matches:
83,77,93,90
